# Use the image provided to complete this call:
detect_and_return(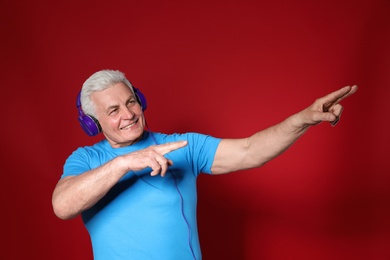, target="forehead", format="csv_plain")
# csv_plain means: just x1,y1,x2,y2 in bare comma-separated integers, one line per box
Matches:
91,83,133,108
